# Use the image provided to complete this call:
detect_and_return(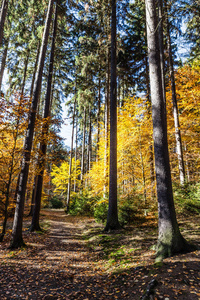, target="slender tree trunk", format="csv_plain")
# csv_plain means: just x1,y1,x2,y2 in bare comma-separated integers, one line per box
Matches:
87,106,92,173
0,0,8,46
96,76,101,162
30,42,41,100
103,47,110,196
66,85,77,212
166,2,185,185
74,116,78,192
10,0,54,248
145,0,195,261
0,37,8,91
21,49,30,97
28,175,37,217
81,107,86,186
104,0,120,231
30,2,57,232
